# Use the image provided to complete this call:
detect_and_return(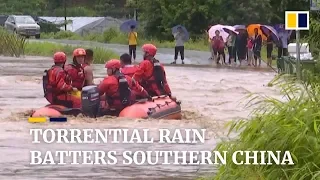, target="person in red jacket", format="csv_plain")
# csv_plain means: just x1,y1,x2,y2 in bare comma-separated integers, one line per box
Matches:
43,52,81,108
120,53,138,77
98,59,150,113
132,44,172,97
64,48,86,90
